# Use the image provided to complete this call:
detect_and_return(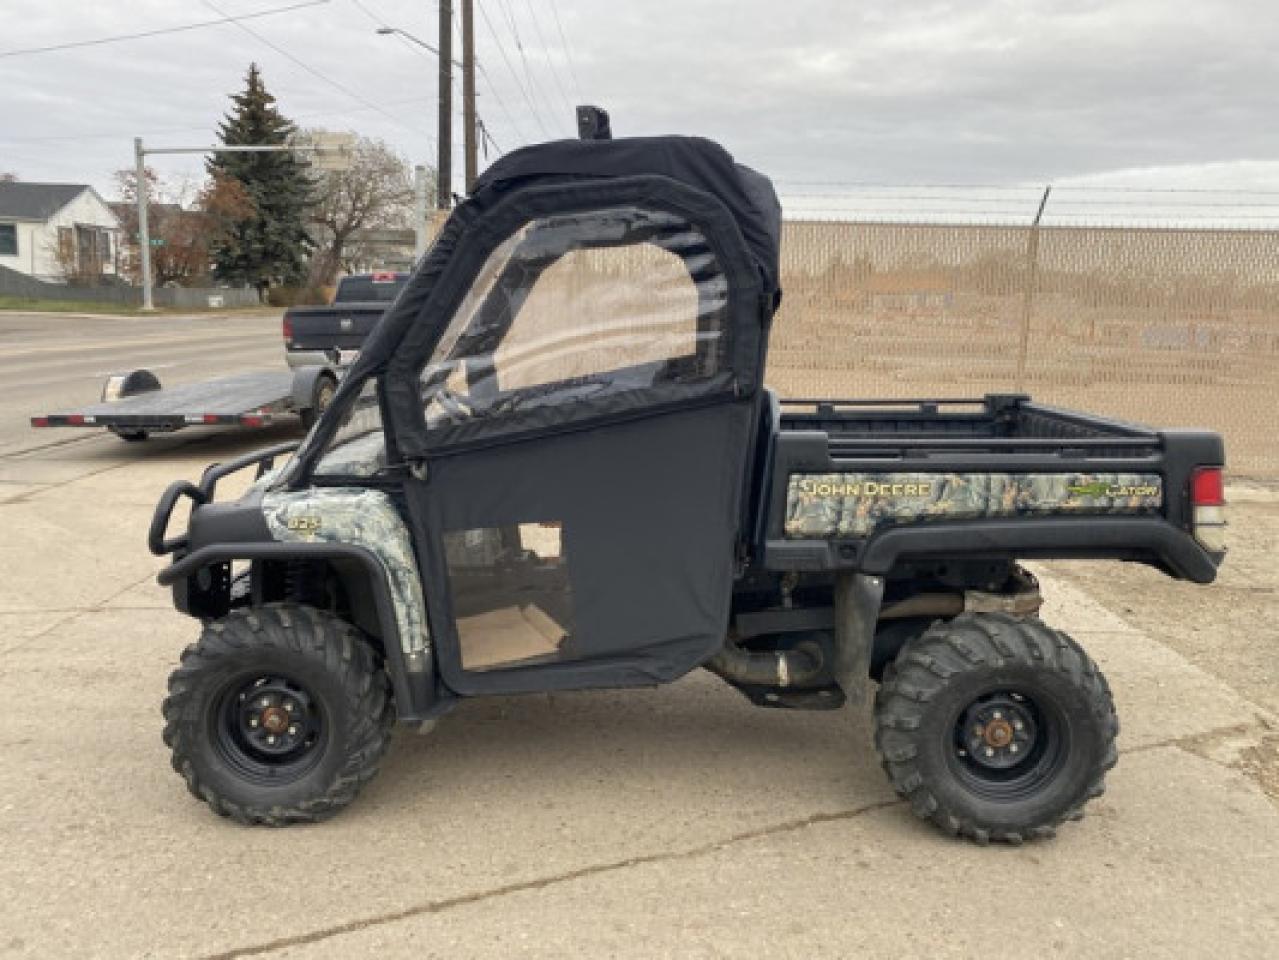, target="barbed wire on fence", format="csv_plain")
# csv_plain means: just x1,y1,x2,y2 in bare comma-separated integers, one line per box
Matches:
774,183,1279,229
